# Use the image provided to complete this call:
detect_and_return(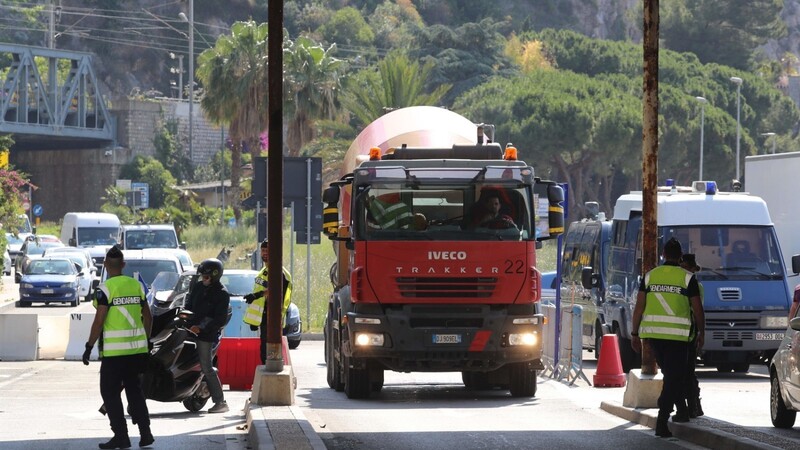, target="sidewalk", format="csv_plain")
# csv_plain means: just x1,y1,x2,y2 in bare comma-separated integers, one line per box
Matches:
600,400,799,450
0,274,18,306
